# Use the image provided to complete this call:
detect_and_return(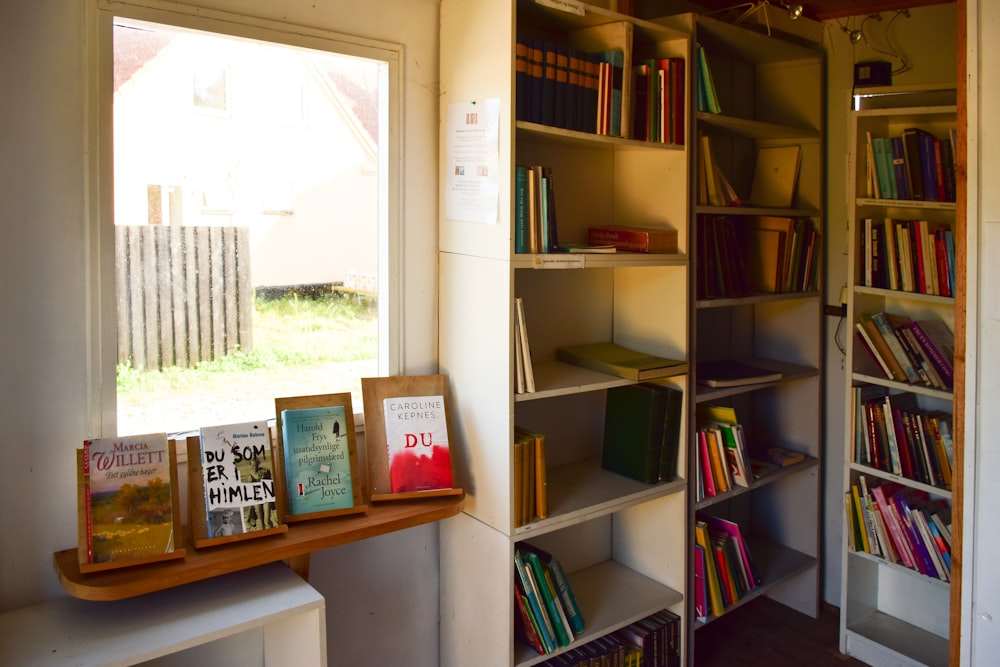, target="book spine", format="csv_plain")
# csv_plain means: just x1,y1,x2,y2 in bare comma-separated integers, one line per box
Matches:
82,441,94,563
902,129,926,200
909,321,954,389
918,133,940,201
871,312,922,384
514,166,528,254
